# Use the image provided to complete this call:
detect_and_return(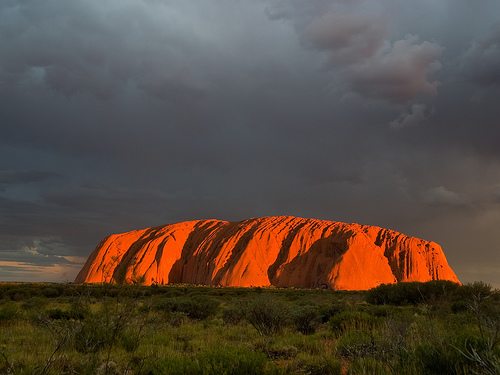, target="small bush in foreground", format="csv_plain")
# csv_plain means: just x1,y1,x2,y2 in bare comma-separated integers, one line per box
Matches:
319,301,350,323
222,305,244,325
292,305,321,335
0,302,21,321
177,295,220,320
243,296,289,336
